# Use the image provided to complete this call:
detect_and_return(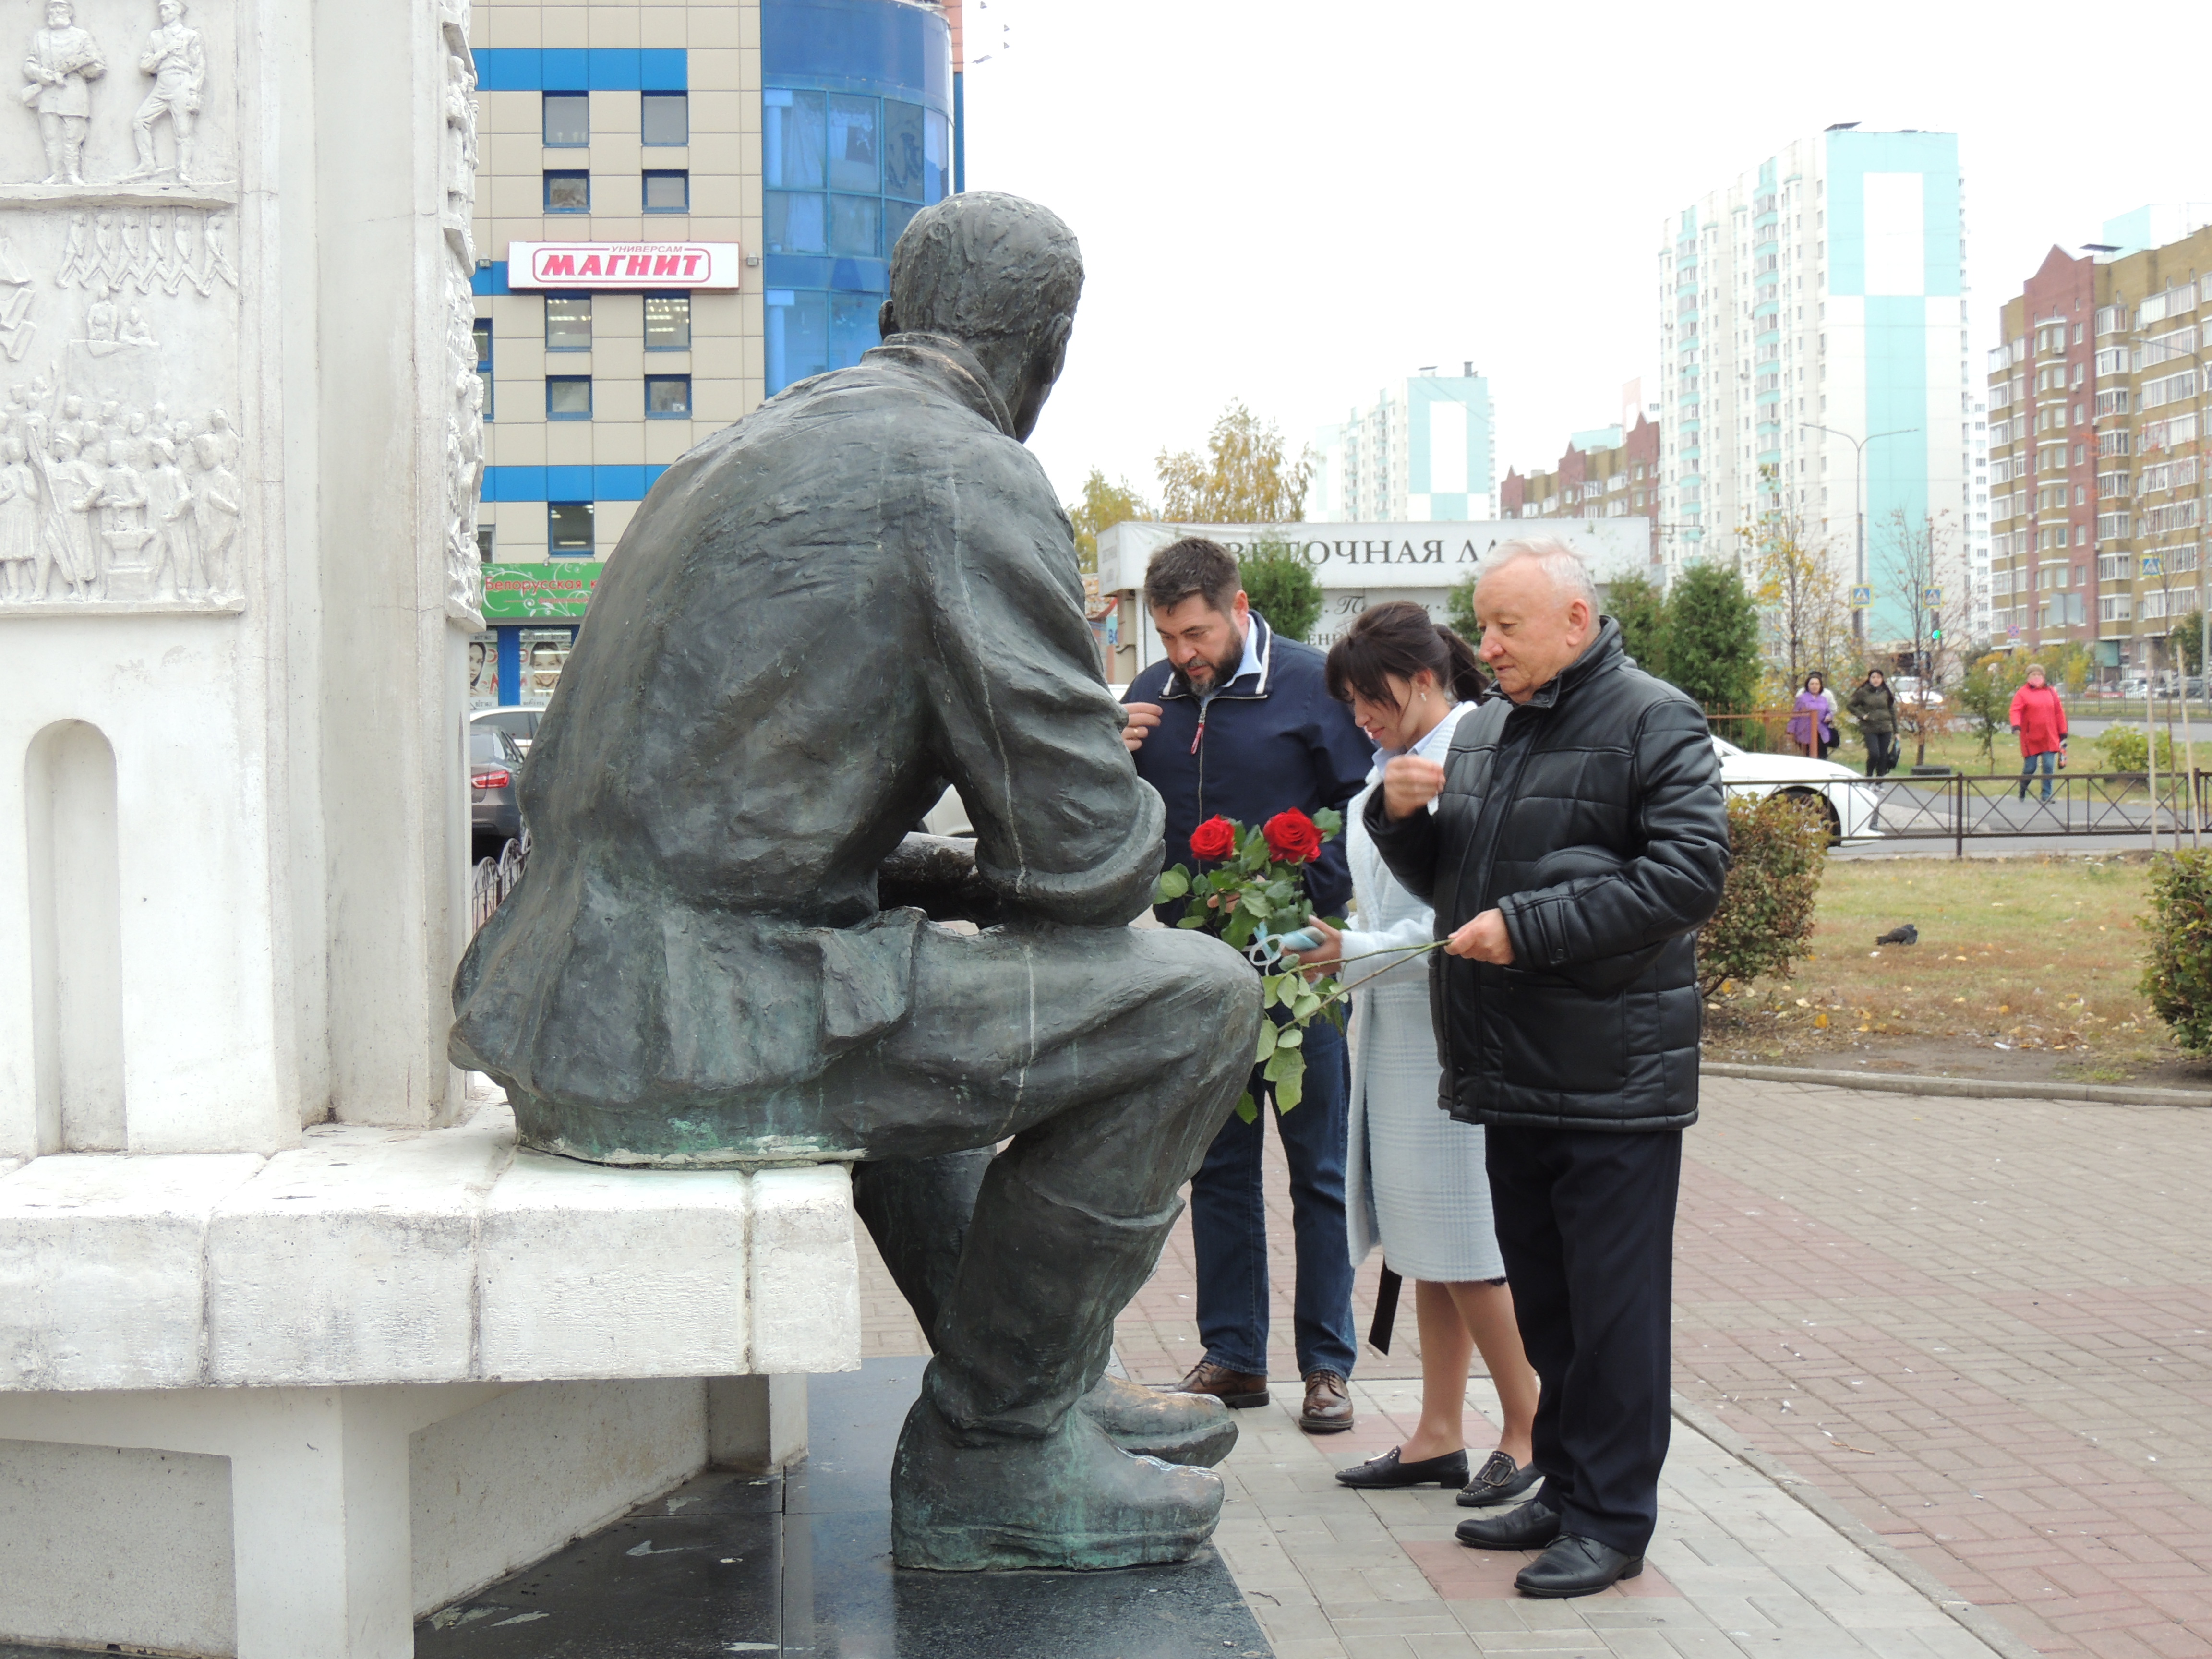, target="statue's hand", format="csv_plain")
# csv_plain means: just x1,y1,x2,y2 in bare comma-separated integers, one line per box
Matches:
876,832,1004,927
